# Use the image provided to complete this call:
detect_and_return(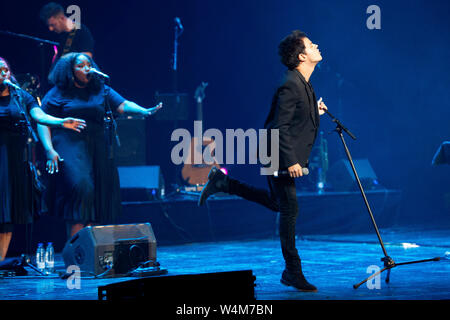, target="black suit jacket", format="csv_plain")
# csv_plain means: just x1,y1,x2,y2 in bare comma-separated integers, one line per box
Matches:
264,69,320,169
